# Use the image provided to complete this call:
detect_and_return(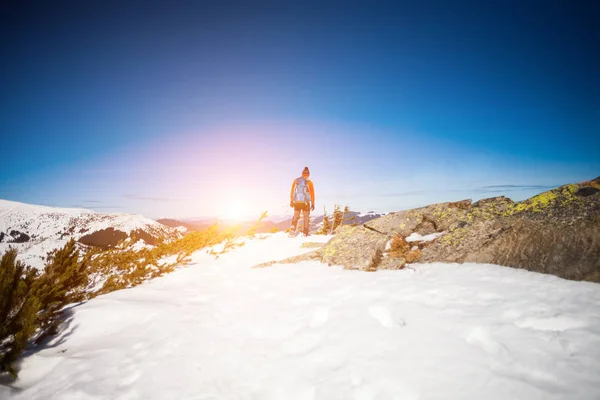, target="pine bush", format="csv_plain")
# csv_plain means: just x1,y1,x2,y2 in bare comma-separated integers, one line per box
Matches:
0,248,40,378
33,239,89,342
332,204,344,232
318,207,331,234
